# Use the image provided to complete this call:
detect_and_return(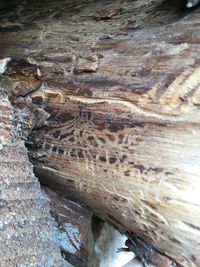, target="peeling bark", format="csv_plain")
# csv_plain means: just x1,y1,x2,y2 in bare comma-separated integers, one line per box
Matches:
1,0,200,266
